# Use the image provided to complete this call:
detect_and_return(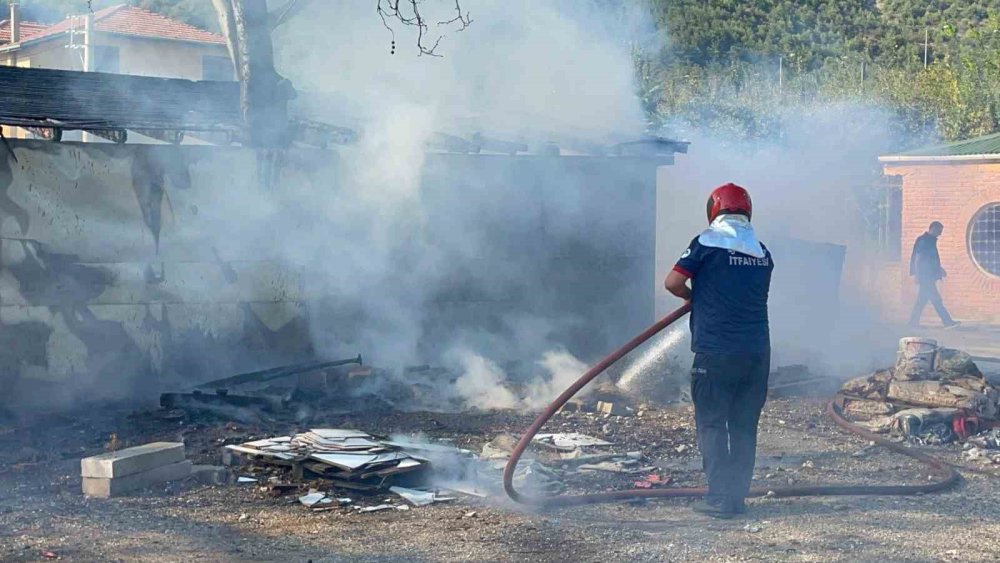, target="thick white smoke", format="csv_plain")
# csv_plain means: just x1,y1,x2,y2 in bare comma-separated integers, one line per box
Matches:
240,0,660,409
451,349,519,410
450,348,590,411
193,1,898,412
657,103,905,376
